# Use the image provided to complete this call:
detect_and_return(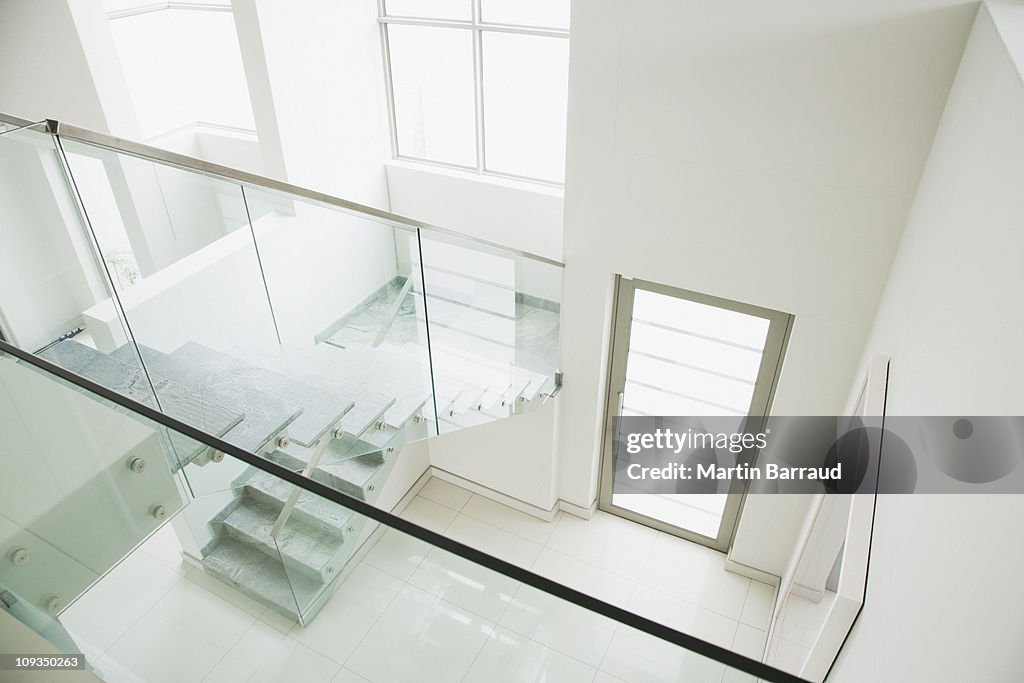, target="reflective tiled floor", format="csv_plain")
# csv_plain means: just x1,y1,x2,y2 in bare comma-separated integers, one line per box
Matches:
61,478,774,683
